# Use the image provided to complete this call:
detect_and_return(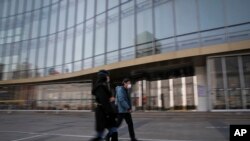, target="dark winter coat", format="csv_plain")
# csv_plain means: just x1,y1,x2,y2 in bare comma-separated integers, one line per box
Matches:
92,75,116,131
